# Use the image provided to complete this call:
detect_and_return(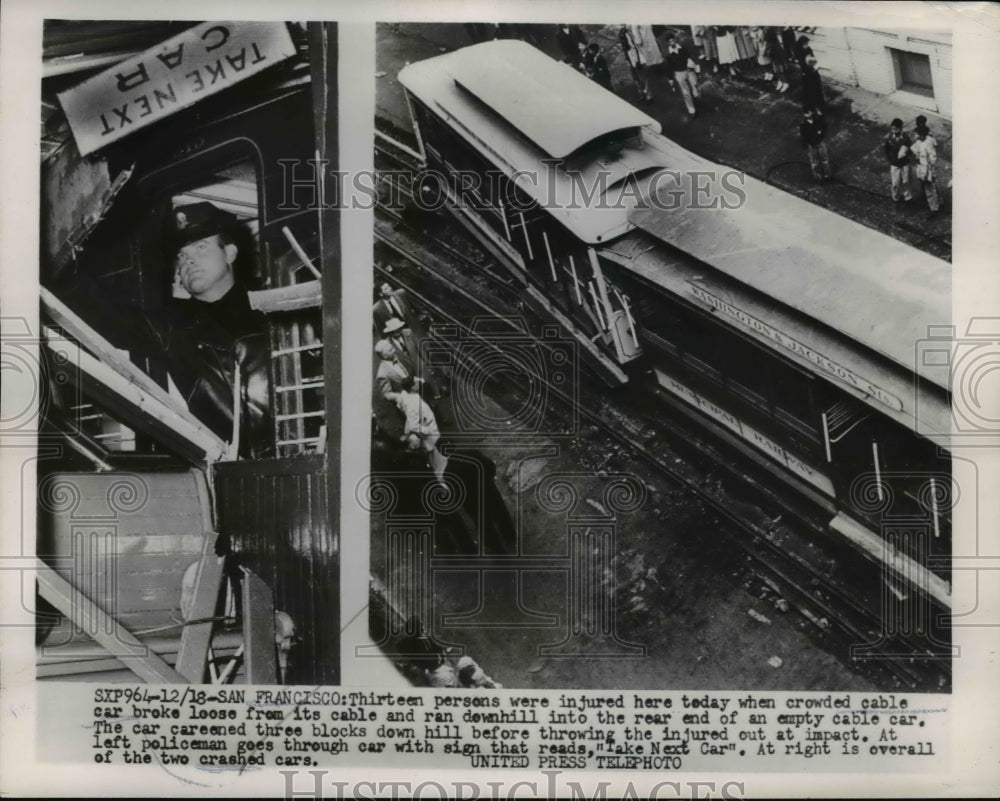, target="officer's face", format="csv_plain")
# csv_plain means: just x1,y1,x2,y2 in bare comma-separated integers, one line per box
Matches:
176,235,235,301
